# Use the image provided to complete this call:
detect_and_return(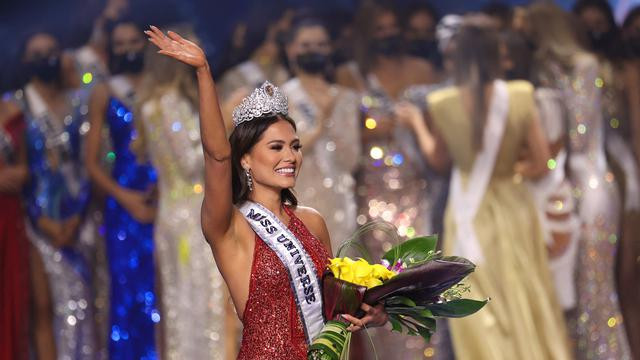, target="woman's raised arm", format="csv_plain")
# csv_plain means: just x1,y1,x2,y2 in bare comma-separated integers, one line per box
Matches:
146,26,234,242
